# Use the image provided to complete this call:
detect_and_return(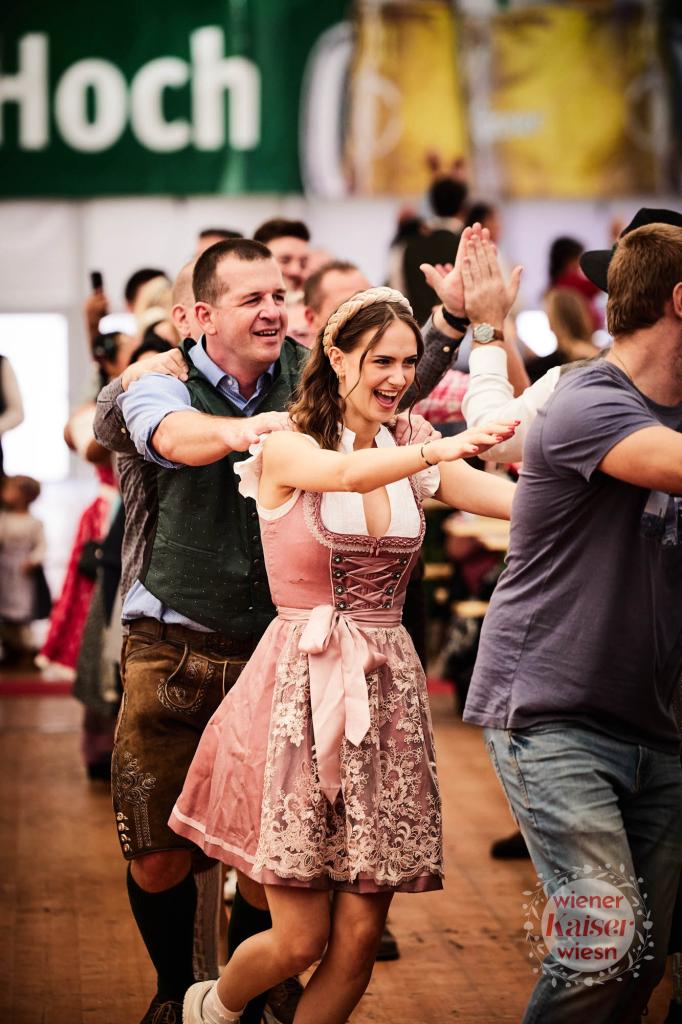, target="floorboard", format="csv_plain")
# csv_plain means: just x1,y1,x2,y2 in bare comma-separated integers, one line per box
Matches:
0,692,672,1023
